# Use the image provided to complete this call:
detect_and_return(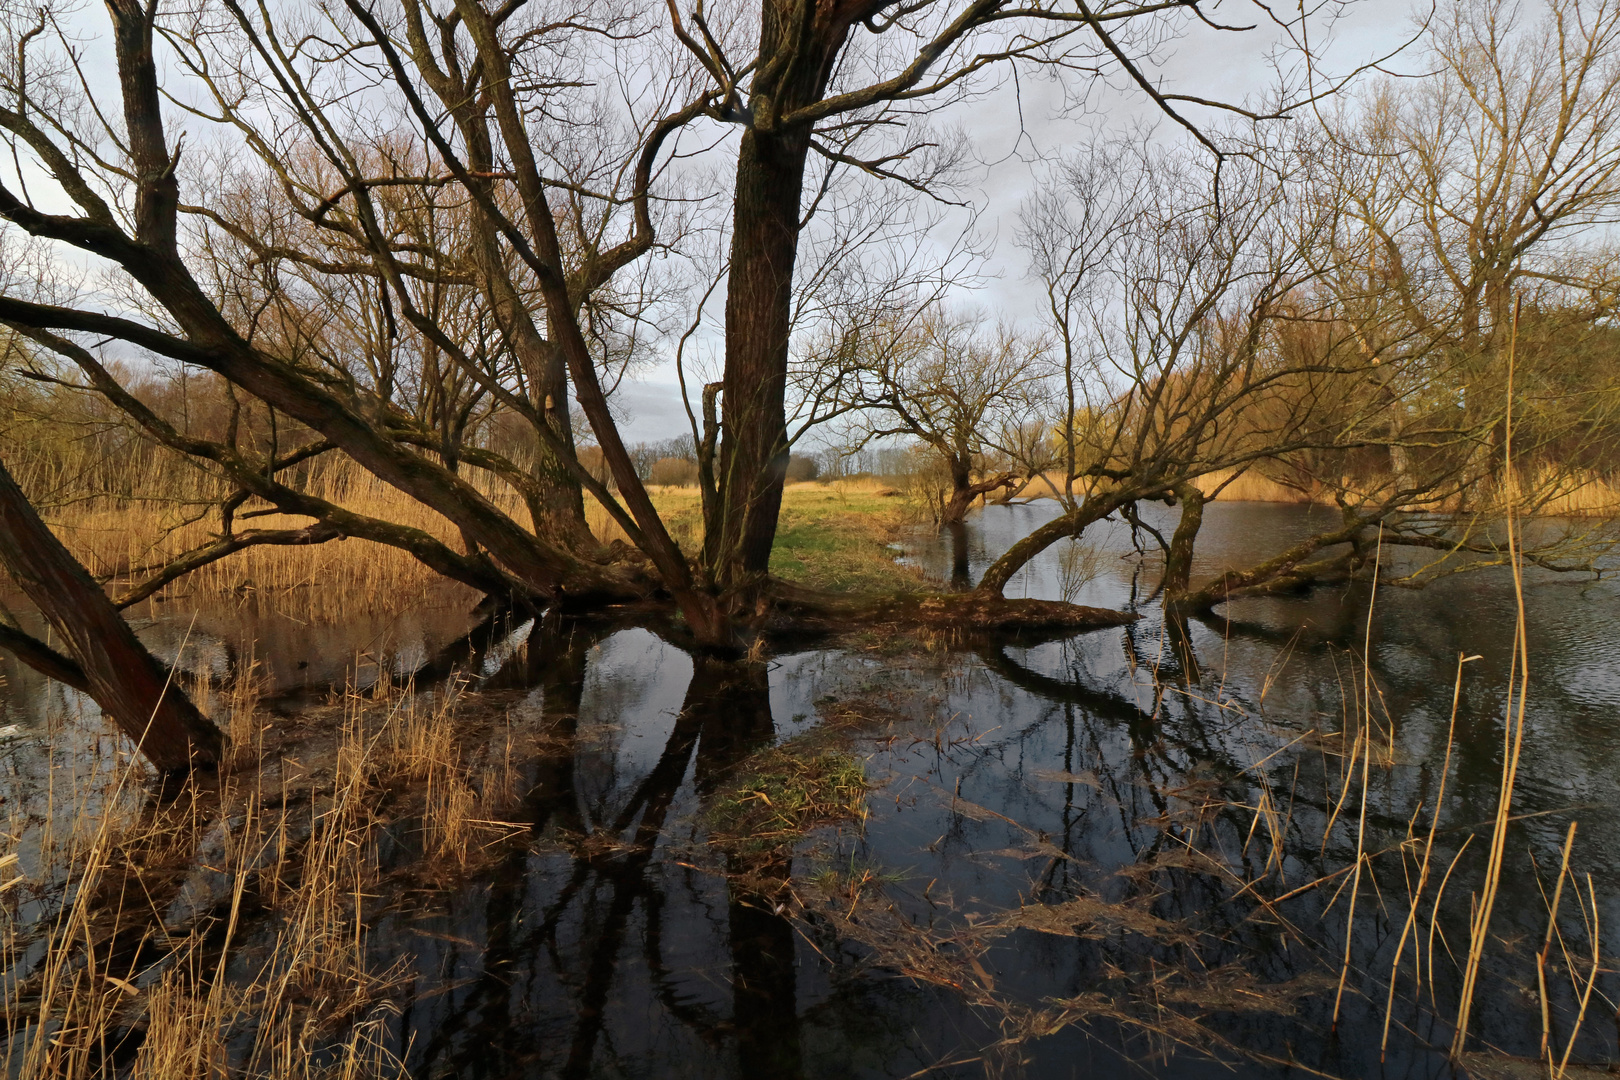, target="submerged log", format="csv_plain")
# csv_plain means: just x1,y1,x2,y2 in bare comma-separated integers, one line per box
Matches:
767,580,1137,635
0,458,222,774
